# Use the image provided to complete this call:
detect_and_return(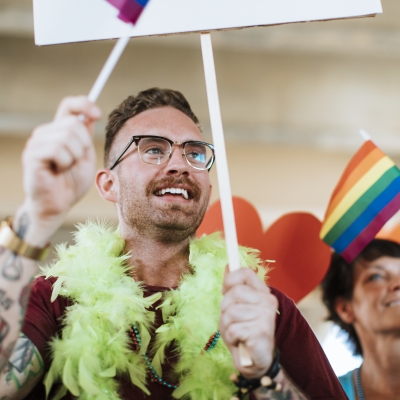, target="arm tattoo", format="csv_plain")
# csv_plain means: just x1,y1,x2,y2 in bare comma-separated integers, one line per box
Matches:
1,255,23,281
0,289,14,311
1,213,30,281
7,335,35,373
0,317,12,371
0,317,10,343
3,334,43,390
